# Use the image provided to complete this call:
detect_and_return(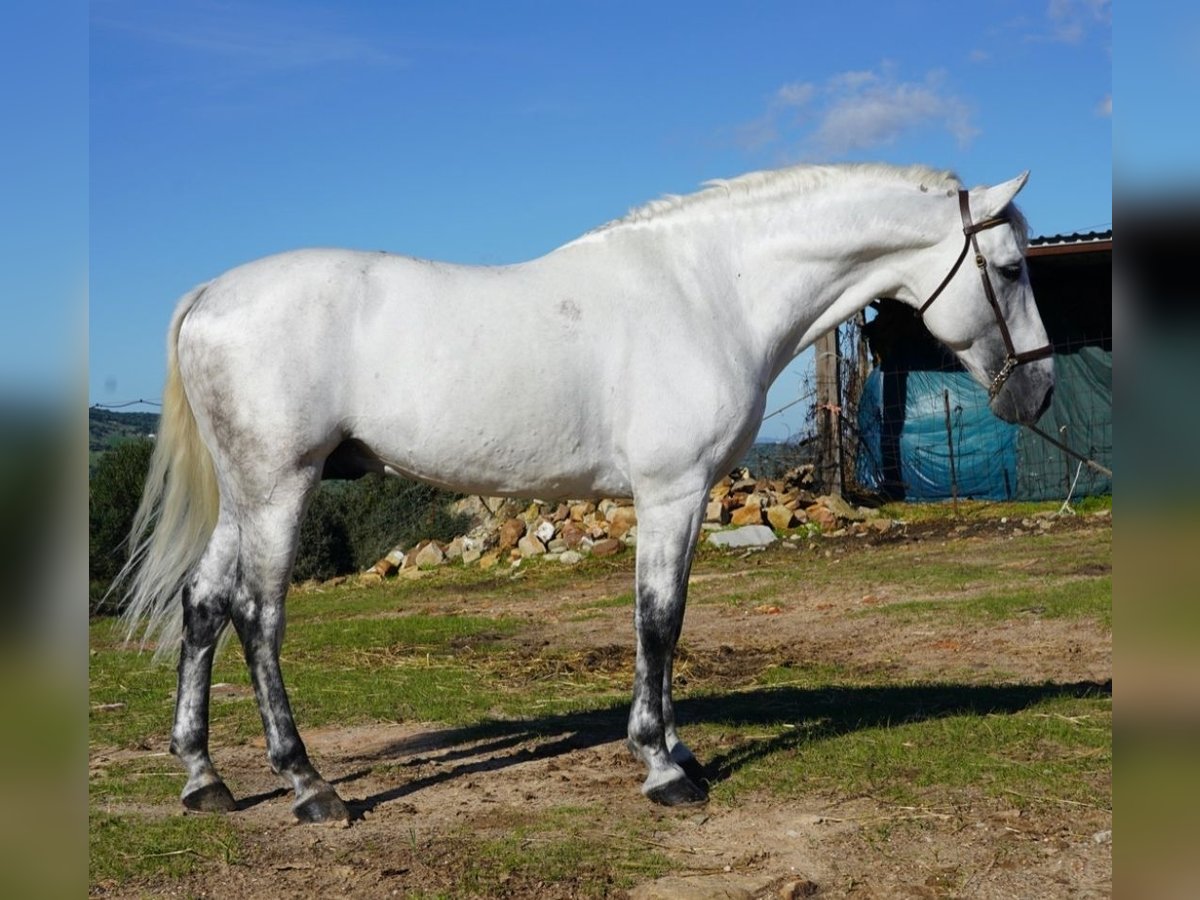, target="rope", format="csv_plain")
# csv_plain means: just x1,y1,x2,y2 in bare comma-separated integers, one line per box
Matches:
1026,423,1112,478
